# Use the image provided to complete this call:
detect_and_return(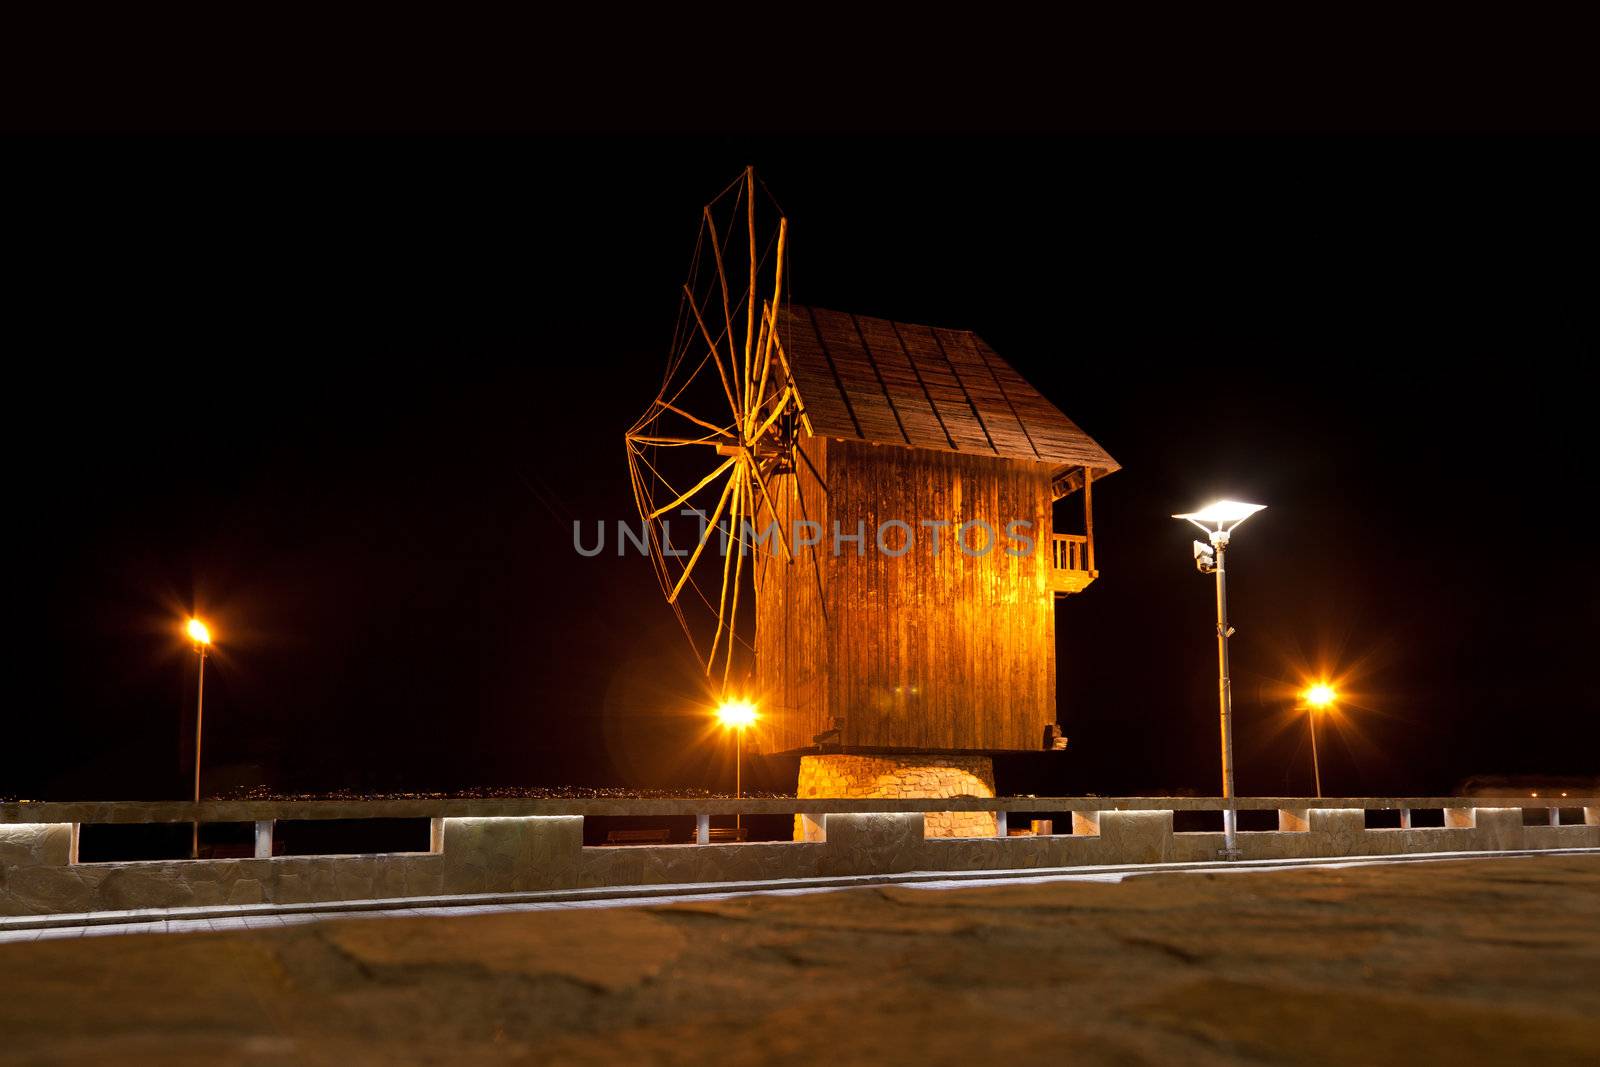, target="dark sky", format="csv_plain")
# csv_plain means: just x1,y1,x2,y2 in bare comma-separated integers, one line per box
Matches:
10,136,1598,801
